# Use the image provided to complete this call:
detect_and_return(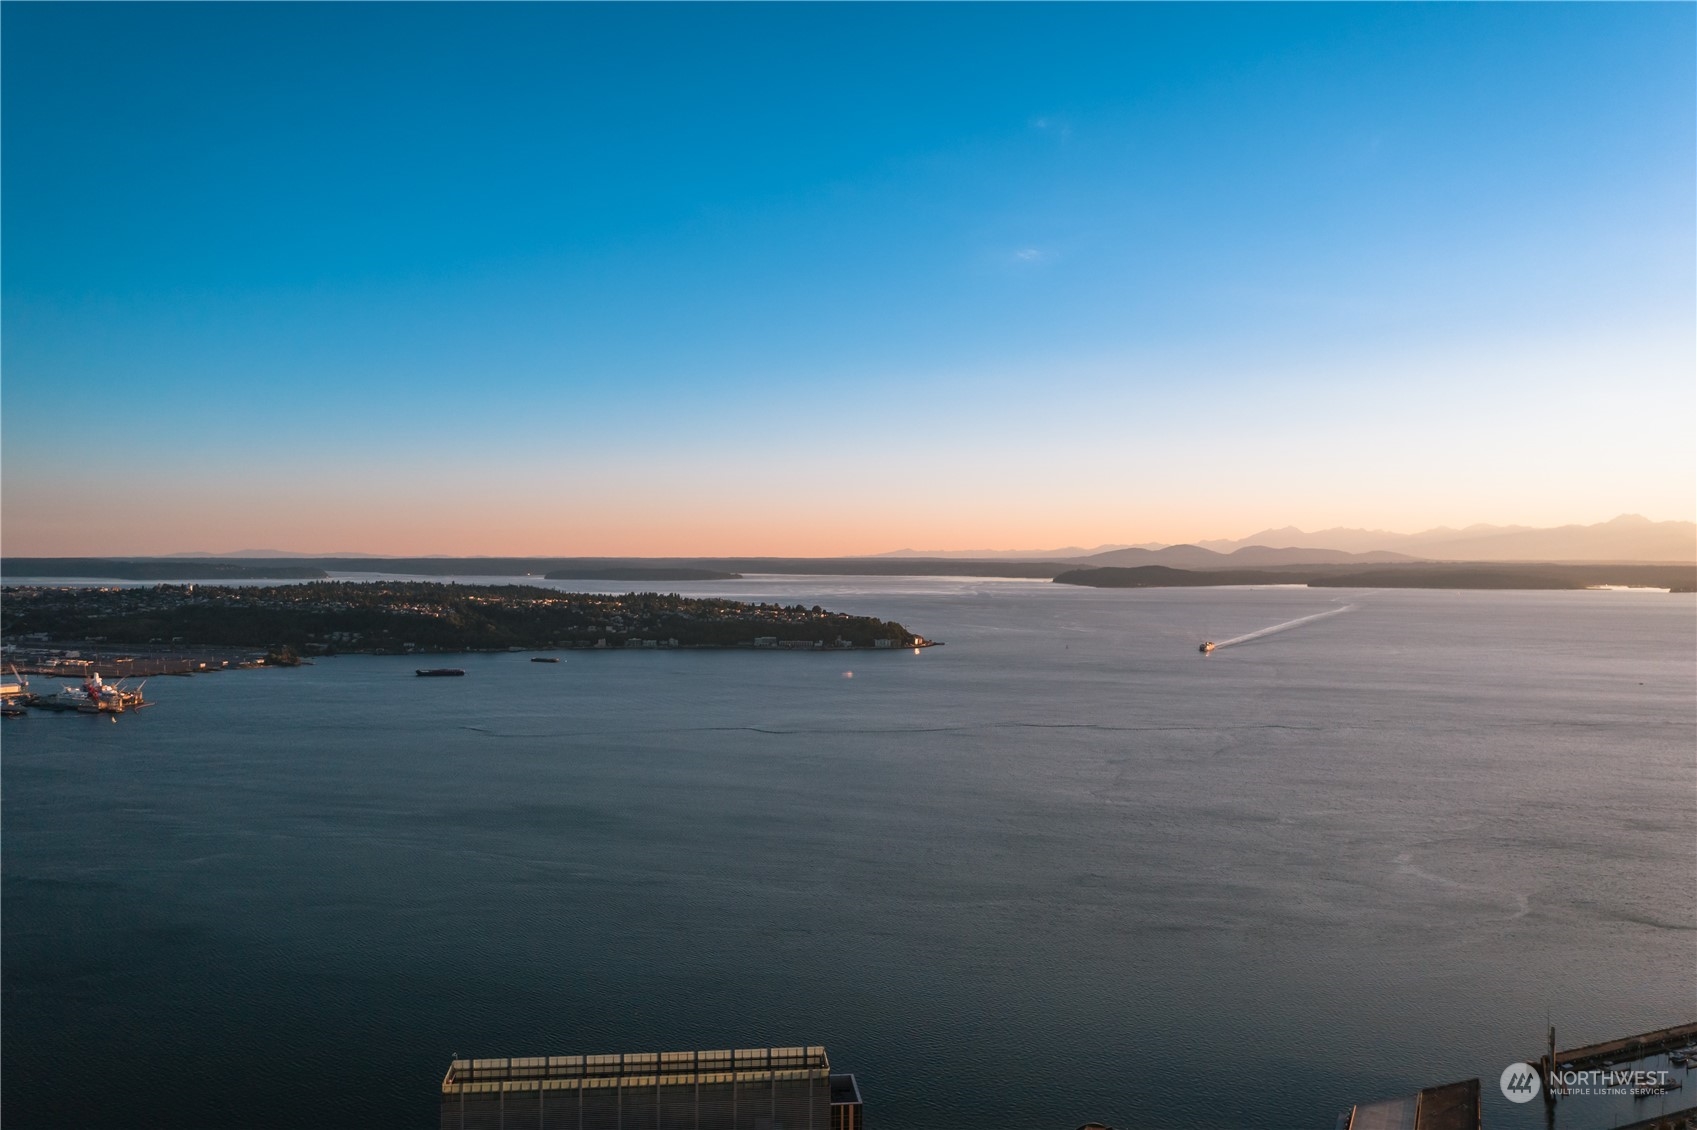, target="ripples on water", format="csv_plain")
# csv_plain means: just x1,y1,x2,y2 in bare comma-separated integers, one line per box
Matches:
3,580,1693,1129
